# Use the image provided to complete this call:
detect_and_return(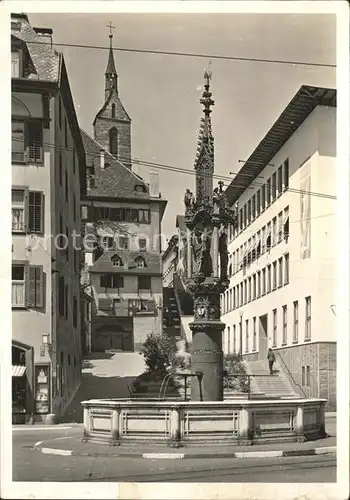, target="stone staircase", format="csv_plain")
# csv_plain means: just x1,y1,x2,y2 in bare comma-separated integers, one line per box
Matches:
244,359,299,398
163,287,181,339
